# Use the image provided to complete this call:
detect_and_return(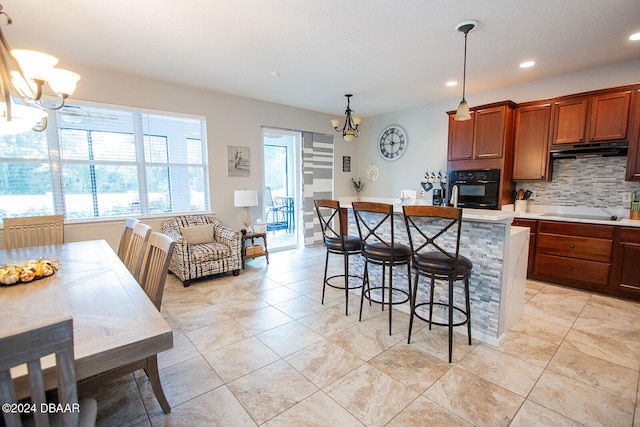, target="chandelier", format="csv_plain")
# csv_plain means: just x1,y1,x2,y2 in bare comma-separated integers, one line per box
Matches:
0,4,81,135
331,94,362,142
454,20,478,121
